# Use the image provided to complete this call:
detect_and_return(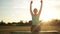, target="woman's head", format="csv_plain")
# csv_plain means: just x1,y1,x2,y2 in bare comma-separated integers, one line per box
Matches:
33,8,38,14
